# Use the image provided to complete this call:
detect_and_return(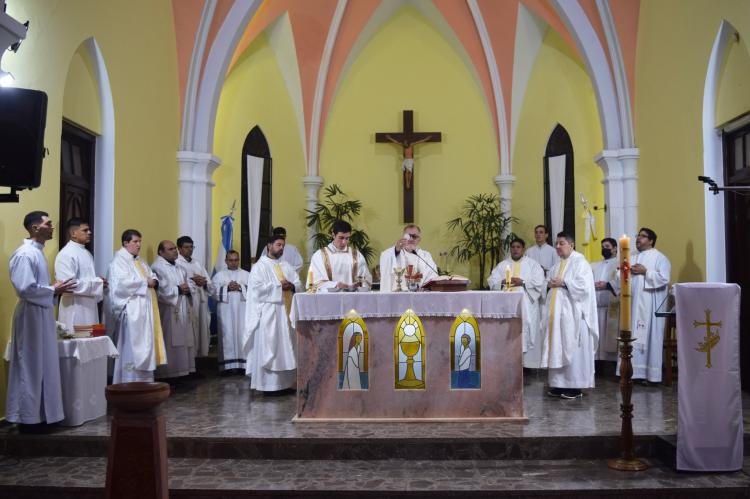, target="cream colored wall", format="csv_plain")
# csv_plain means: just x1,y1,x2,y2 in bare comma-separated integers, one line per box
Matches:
1,0,180,418
636,0,750,283
212,33,308,258
62,47,102,133
716,34,750,126
512,29,604,260
319,7,498,283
